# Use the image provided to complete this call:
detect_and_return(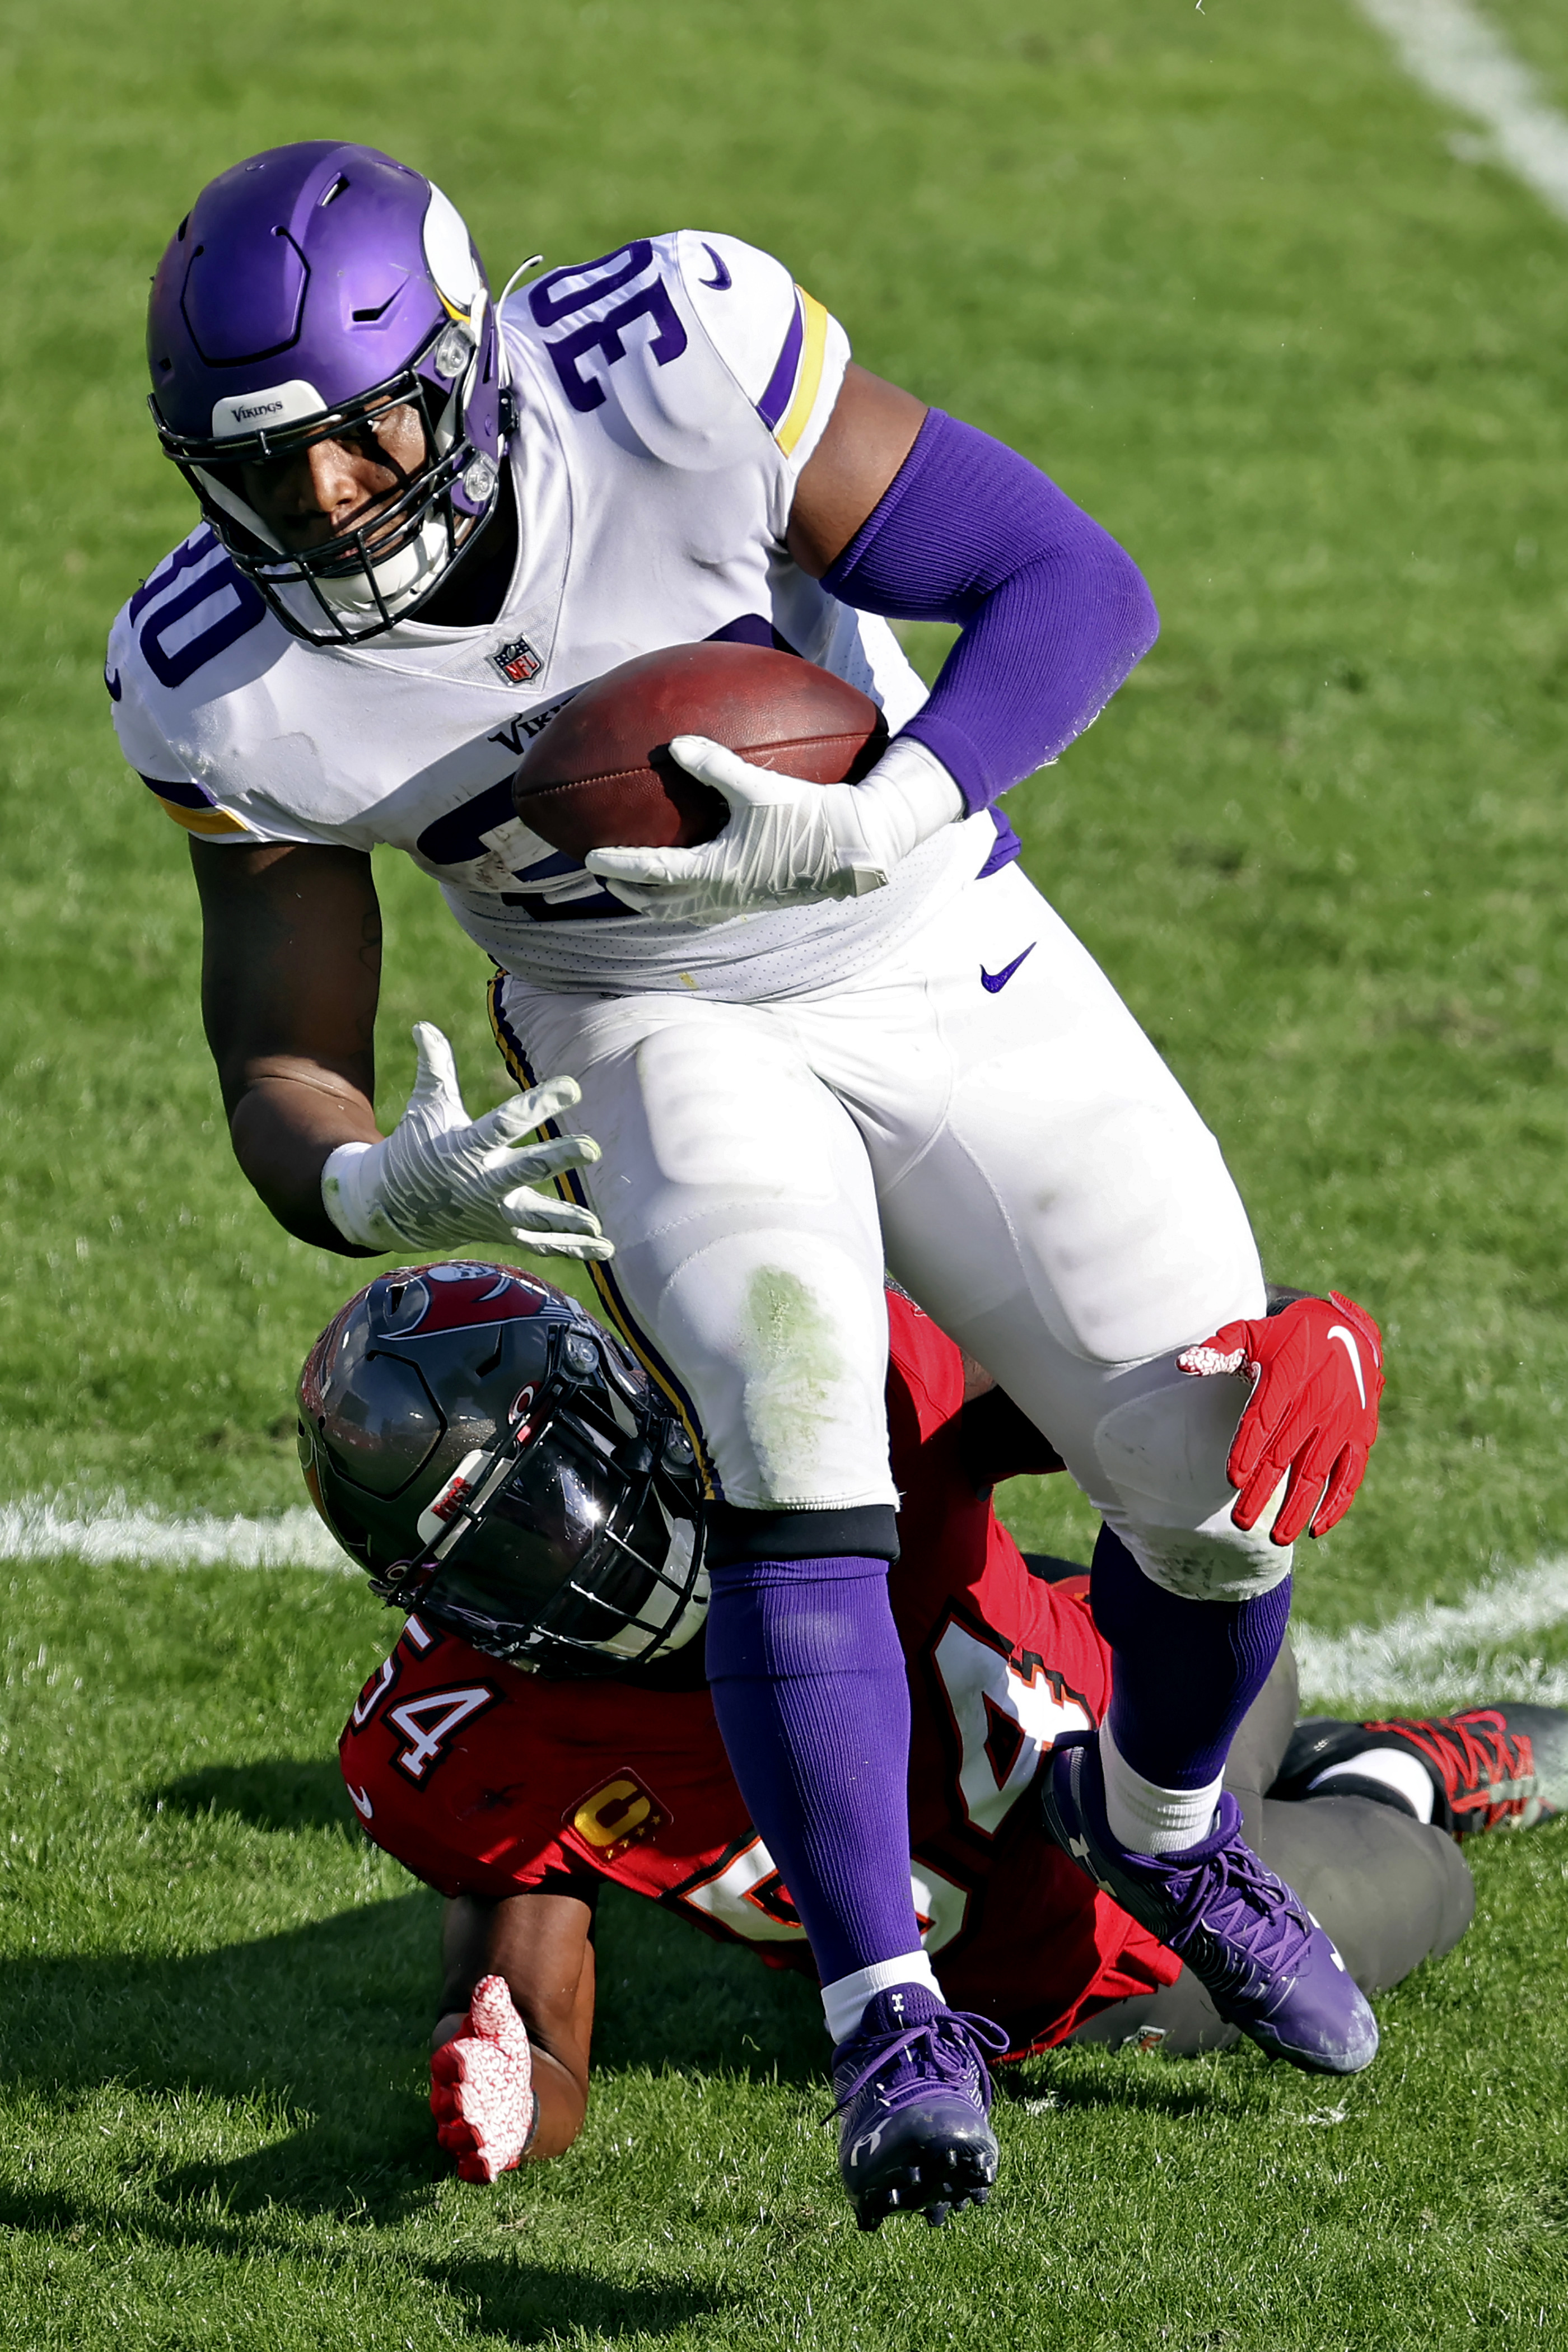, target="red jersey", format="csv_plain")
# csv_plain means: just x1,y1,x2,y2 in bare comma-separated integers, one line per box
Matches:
339,1291,1178,2055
